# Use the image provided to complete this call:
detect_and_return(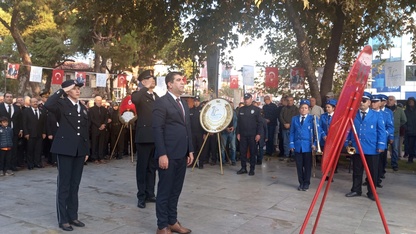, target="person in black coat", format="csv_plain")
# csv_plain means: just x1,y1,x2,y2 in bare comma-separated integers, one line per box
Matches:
44,79,89,231
153,72,193,234
22,97,46,169
131,69,159,209
89,96,109,163
0,92,23,171
45,110,59,165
